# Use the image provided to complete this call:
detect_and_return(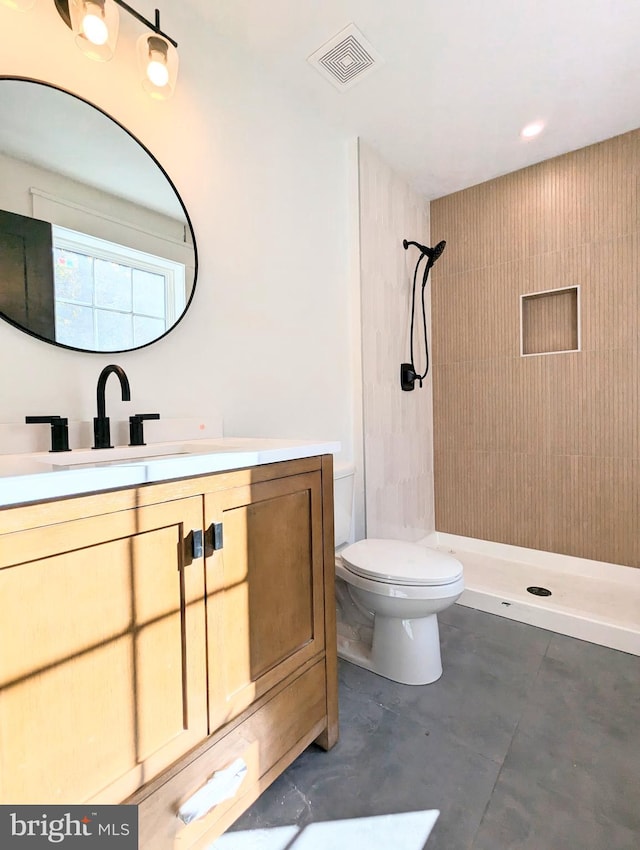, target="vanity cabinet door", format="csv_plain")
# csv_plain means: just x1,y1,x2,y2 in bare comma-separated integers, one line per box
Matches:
205,470,326,732
0,496,208,805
